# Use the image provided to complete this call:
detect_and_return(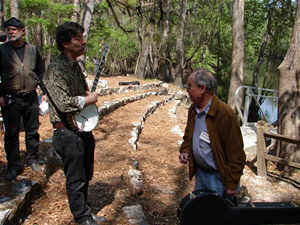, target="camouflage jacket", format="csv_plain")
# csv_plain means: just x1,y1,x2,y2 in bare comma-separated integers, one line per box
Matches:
43,53,87,124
